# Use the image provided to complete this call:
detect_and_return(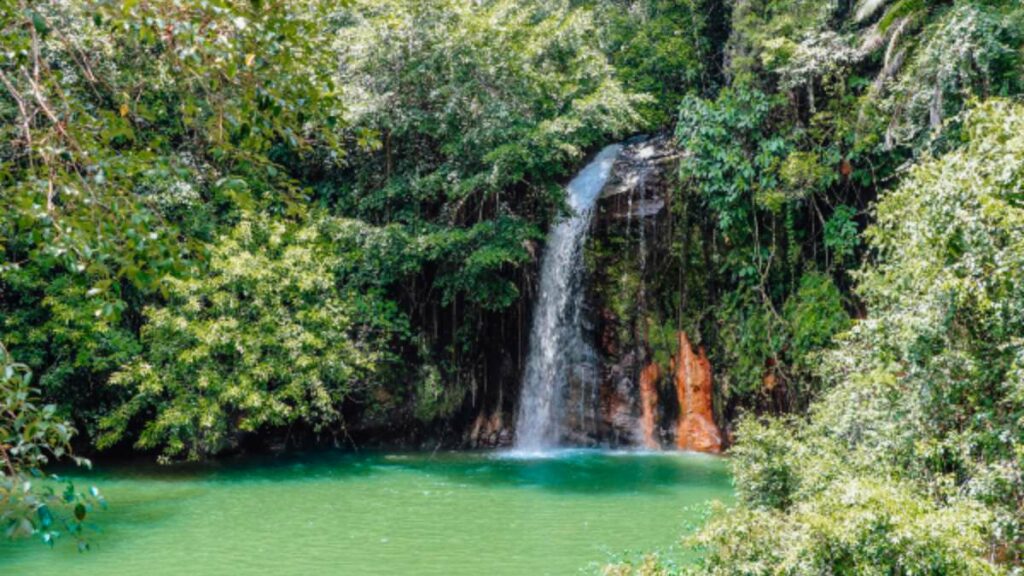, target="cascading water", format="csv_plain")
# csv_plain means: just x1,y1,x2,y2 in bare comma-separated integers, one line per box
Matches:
515,144,623,451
